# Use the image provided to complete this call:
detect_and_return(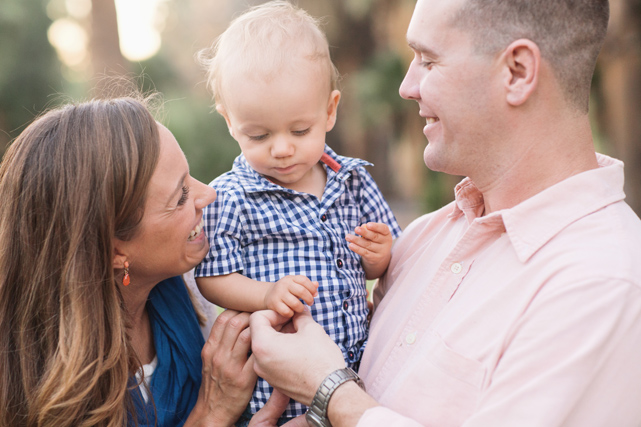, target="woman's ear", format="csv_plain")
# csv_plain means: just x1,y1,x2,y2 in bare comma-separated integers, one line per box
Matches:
325,90,341,132
502,39,540,107
113,241,128,270
216,104,235,137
